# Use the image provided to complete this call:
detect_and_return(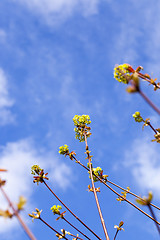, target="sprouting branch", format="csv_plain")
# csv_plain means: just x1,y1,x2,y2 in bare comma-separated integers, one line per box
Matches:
113,221,124,240
62,215,91,240
0,185,36,240
96,177,160,226
146,121,157,134
114,65,160,115
43,180,101,240
84,133,110,240
68,232,84,240
106,179,160,211
39,216,69,240
113,230,118,240
139,89,160,115
148,205,160,235
71,156,160,226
